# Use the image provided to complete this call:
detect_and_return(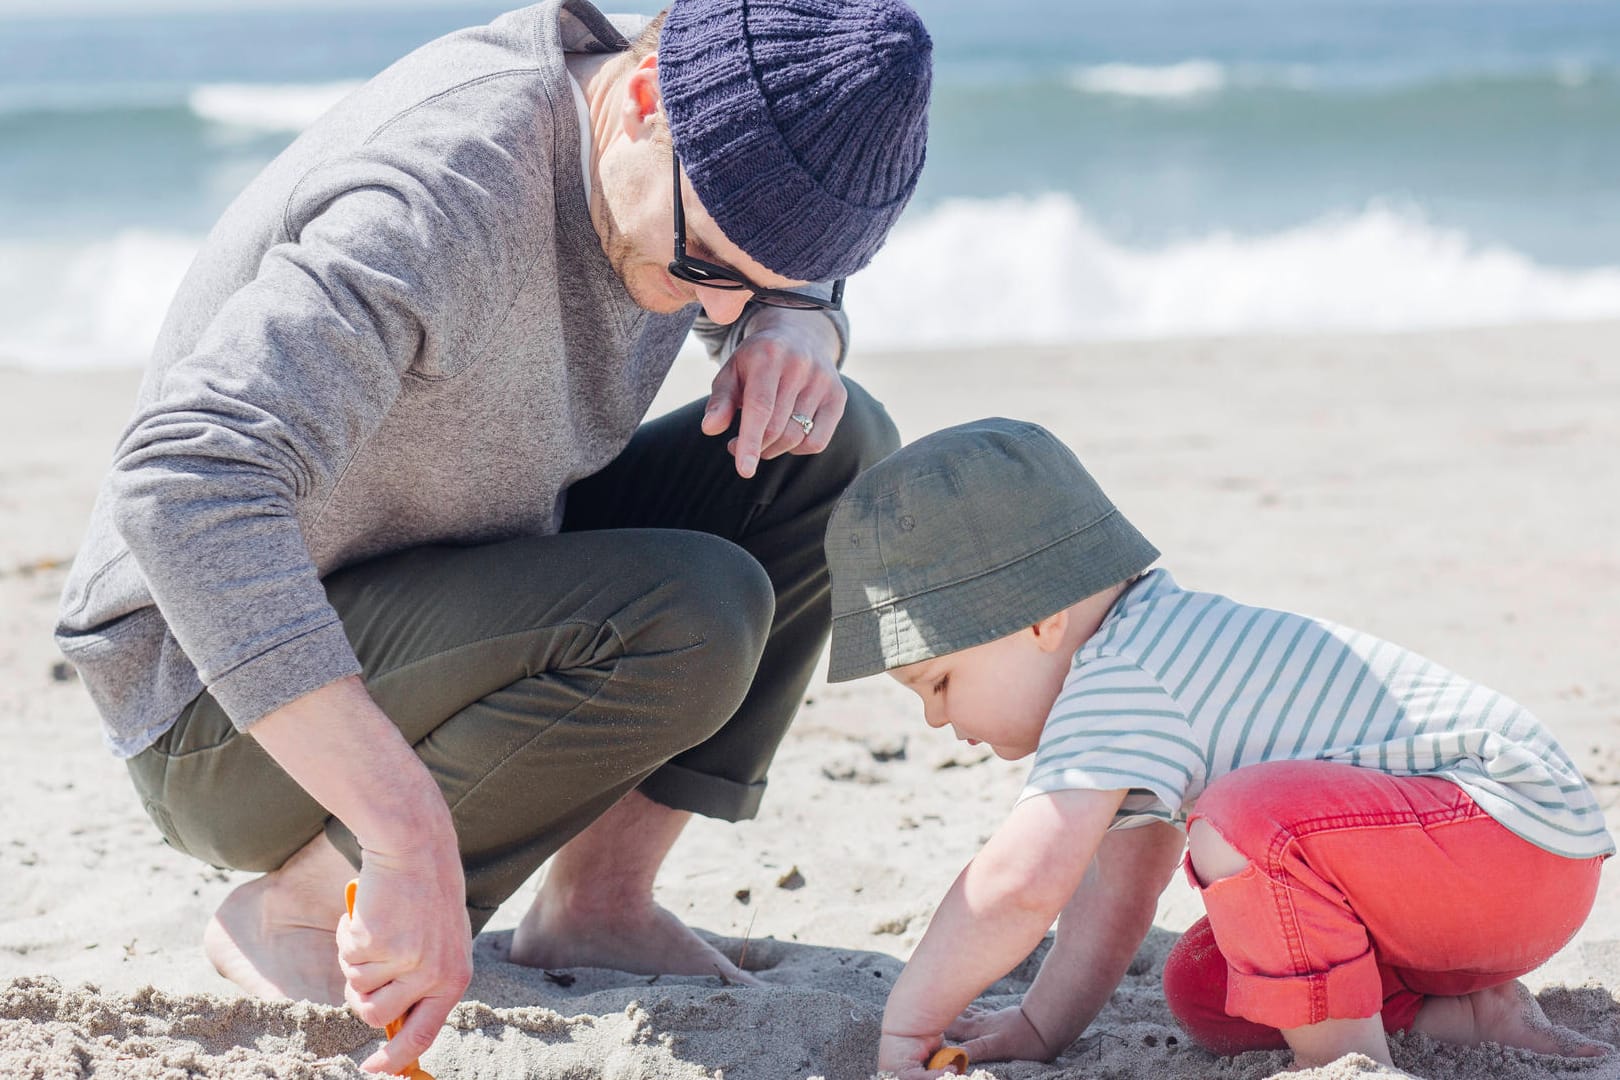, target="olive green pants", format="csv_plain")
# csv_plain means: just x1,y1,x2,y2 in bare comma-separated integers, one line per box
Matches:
127,381,899,930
